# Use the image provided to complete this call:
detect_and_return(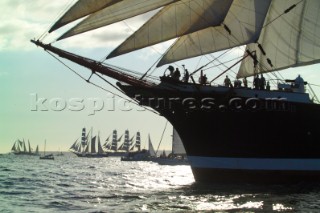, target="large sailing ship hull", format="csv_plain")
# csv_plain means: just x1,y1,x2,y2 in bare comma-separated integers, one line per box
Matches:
118,82,320,183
